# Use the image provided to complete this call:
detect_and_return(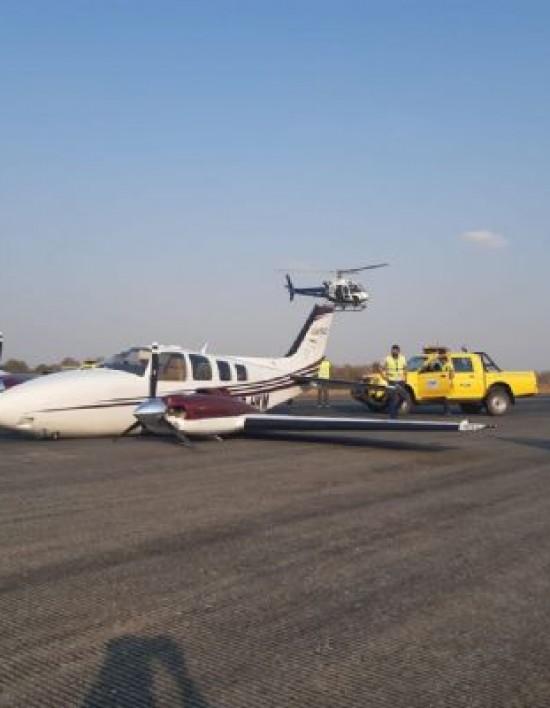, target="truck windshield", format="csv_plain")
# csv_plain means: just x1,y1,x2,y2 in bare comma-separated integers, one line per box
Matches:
100,348,150,376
